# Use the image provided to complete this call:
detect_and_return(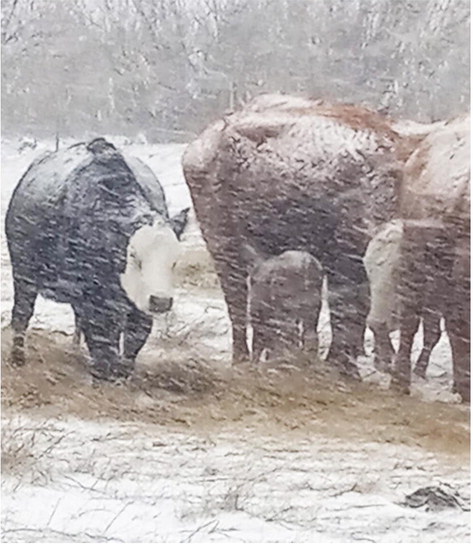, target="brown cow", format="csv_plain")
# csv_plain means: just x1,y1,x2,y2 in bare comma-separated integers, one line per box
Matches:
246,247,324,363
182,94,410,378
391,115,470,402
